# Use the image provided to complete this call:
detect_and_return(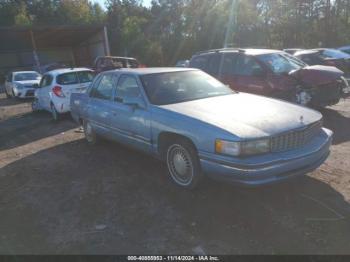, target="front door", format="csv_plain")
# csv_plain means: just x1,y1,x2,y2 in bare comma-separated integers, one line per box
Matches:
110,74,151,152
